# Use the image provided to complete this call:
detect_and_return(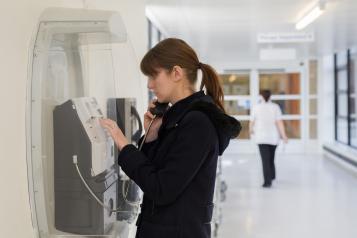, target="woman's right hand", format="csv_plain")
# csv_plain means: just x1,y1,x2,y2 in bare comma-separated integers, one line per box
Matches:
143,100,163,142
